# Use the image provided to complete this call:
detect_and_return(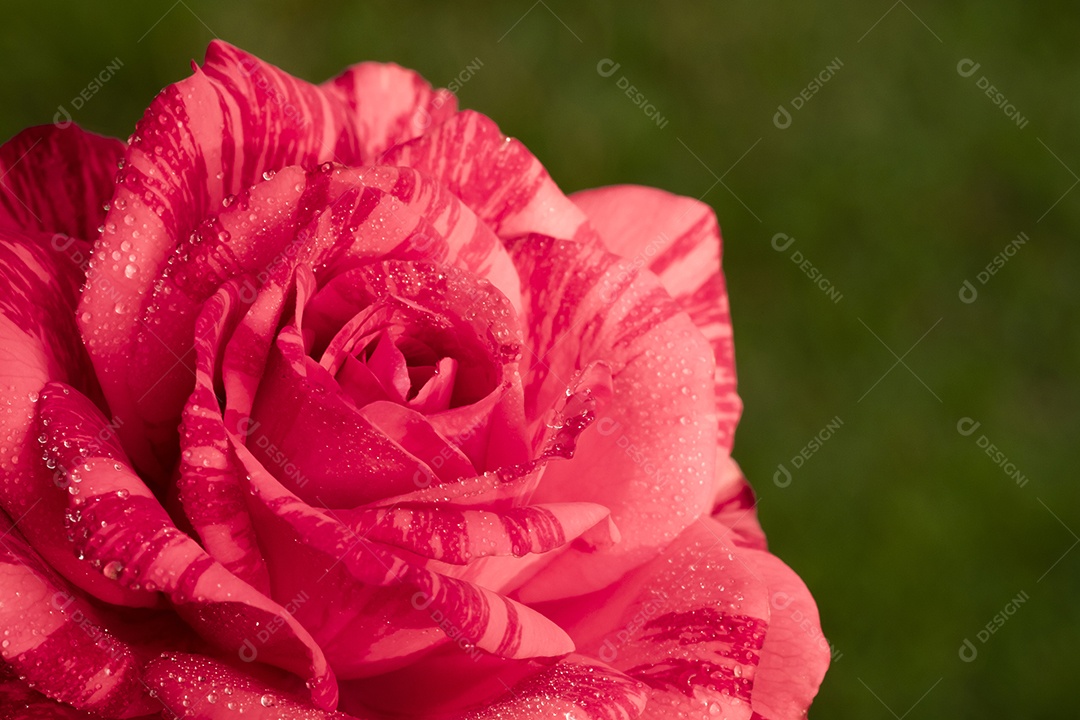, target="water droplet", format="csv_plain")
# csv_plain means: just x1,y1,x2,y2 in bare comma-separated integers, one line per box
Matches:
260,694,275,707
124,264,137,279
262,170,276,181
102,561,123,580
